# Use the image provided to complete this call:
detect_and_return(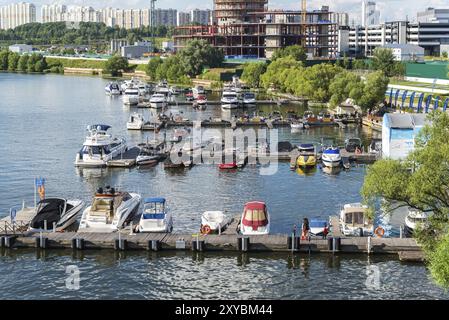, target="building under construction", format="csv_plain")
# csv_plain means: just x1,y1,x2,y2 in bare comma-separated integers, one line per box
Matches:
173,0,338,59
